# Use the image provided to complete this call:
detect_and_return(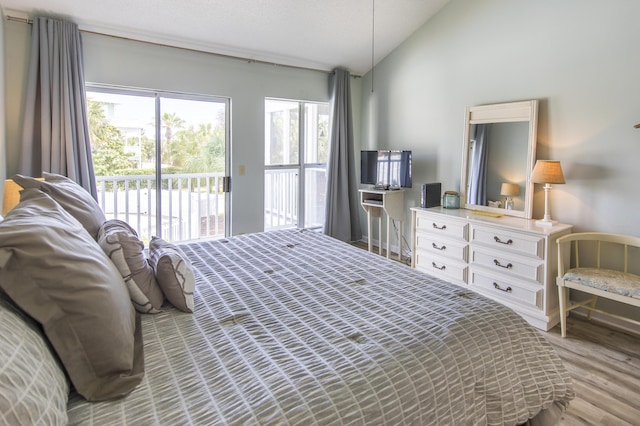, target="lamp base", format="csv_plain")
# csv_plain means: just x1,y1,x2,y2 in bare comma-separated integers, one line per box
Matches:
504,197,514,210
535,219,558,227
